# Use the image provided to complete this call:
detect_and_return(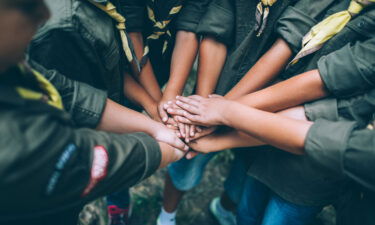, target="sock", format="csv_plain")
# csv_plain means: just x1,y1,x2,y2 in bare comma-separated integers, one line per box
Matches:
158,207,176,225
